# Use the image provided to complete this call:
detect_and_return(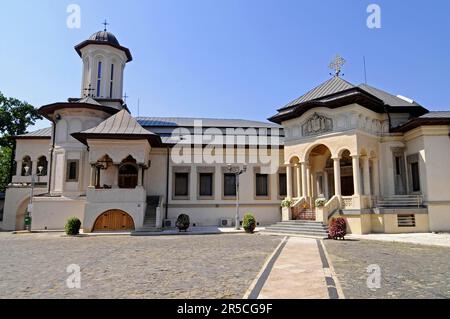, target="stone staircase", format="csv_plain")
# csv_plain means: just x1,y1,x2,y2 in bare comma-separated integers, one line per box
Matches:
261,220,329,238
135,196,161,232
376,195,423,208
